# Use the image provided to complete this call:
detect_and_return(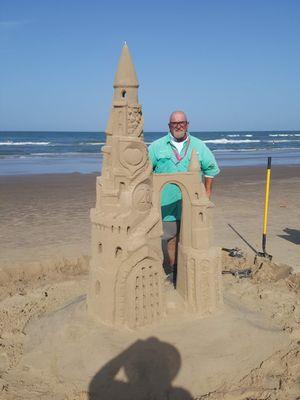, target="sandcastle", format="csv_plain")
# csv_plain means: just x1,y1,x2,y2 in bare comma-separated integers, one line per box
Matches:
87,44,223,328
8,45,294,400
